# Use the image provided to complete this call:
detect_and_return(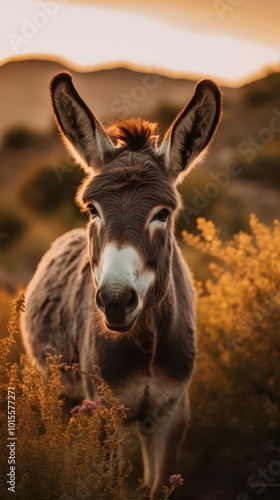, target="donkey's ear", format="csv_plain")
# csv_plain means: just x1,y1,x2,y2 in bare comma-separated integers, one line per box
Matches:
158,80,222,183
50,72,116,172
